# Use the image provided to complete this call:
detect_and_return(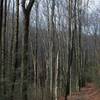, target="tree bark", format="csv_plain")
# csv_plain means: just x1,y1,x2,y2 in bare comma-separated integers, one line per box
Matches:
54,52,59,100
0,0,3,46
10,0,19,99
21,1,35,100
65,0,73,99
